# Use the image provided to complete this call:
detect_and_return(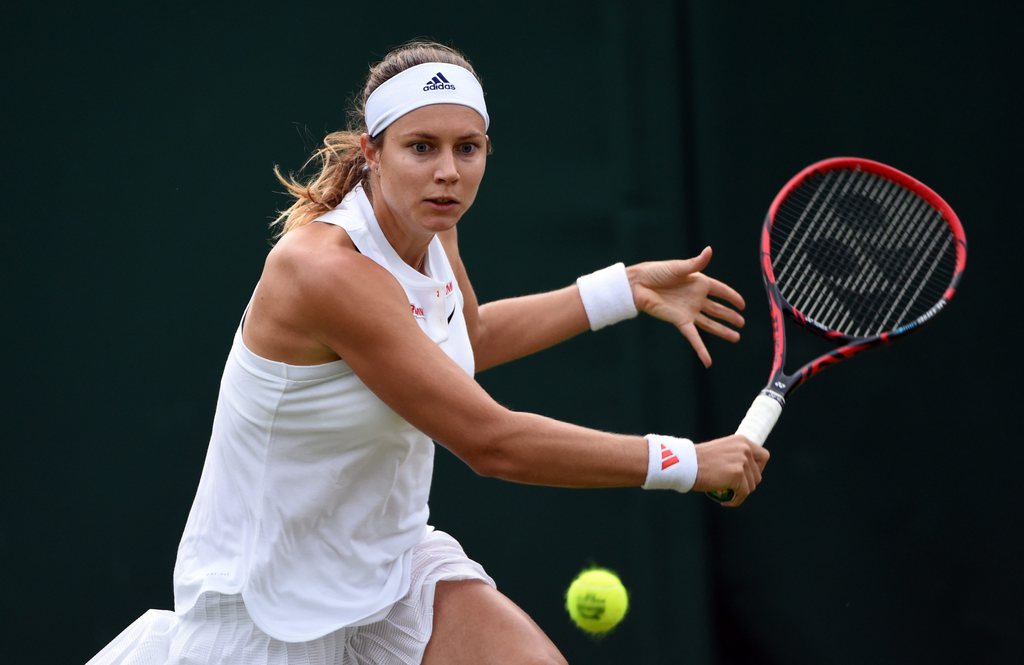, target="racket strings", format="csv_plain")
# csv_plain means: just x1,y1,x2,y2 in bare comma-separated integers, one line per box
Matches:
778,174,954,334
770,168,957,337
791,177,949,330
798,176,910,330
780,191,953,335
